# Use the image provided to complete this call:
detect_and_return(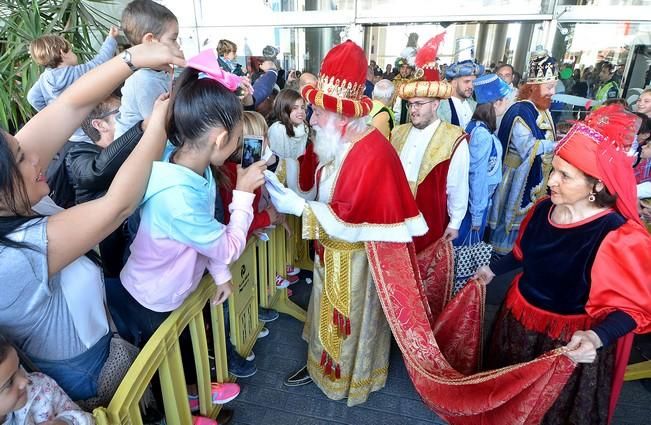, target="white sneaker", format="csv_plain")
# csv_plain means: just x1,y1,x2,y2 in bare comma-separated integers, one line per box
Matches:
257,328,269,339
275,275,290,289
246,351,255,361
